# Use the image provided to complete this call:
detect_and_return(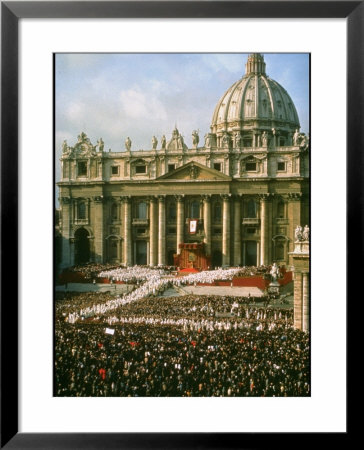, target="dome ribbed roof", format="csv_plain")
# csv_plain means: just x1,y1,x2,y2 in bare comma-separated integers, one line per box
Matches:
211,54,300,134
